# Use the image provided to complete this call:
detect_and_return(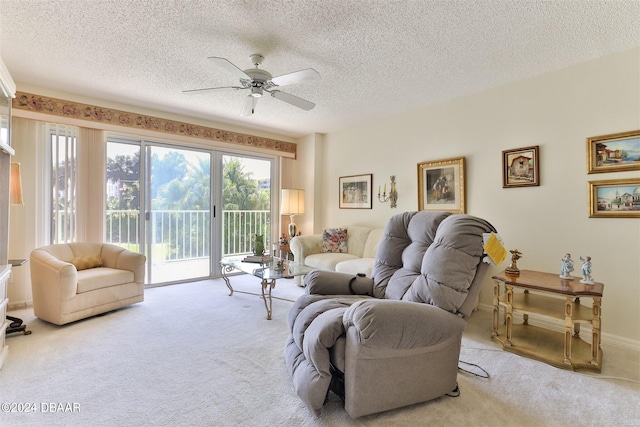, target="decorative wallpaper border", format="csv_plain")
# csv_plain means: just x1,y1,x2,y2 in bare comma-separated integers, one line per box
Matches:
13,91,296,156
